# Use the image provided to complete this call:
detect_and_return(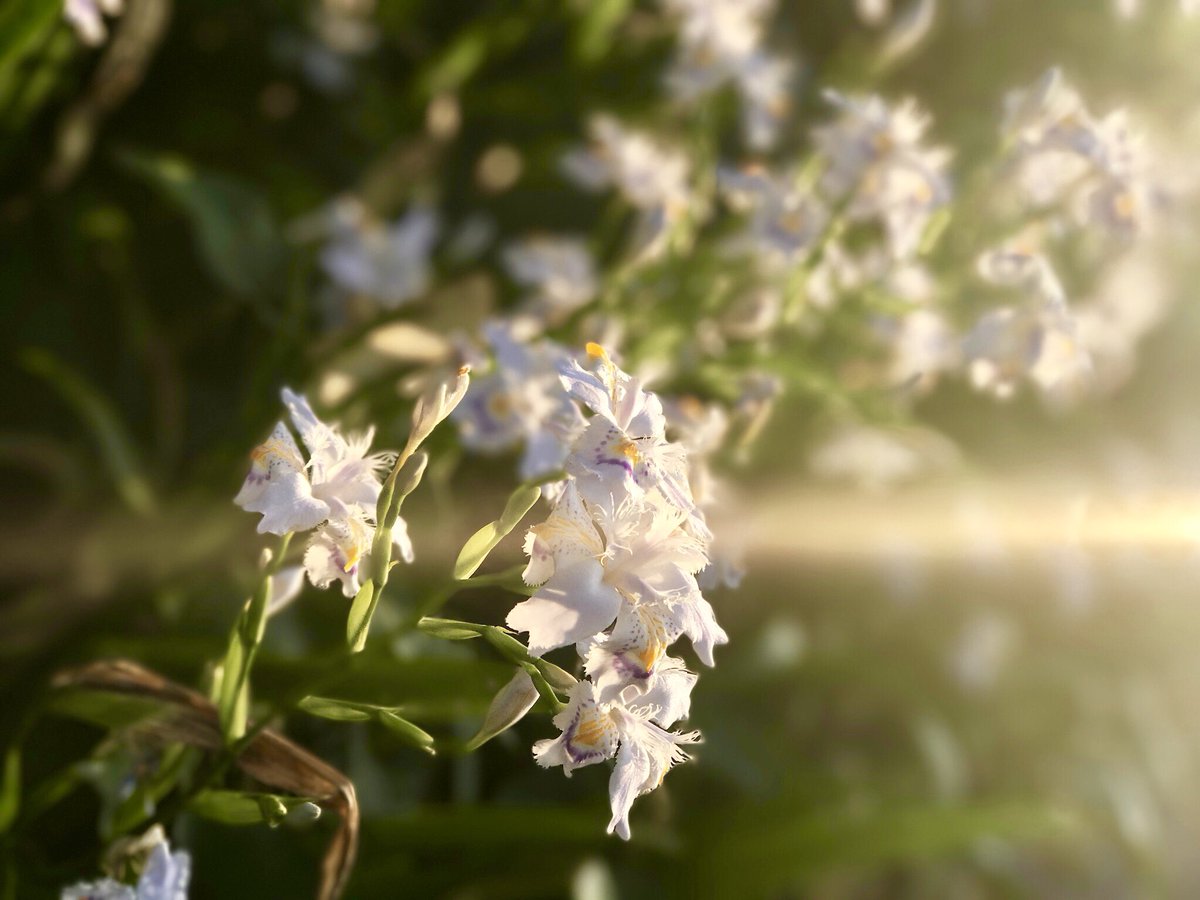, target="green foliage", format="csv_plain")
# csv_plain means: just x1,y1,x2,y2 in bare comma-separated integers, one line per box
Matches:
19,347,155,514
189,790,320,828
117,150,286,297
0,747,21,834
300,696,436,754
453,483,542,580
